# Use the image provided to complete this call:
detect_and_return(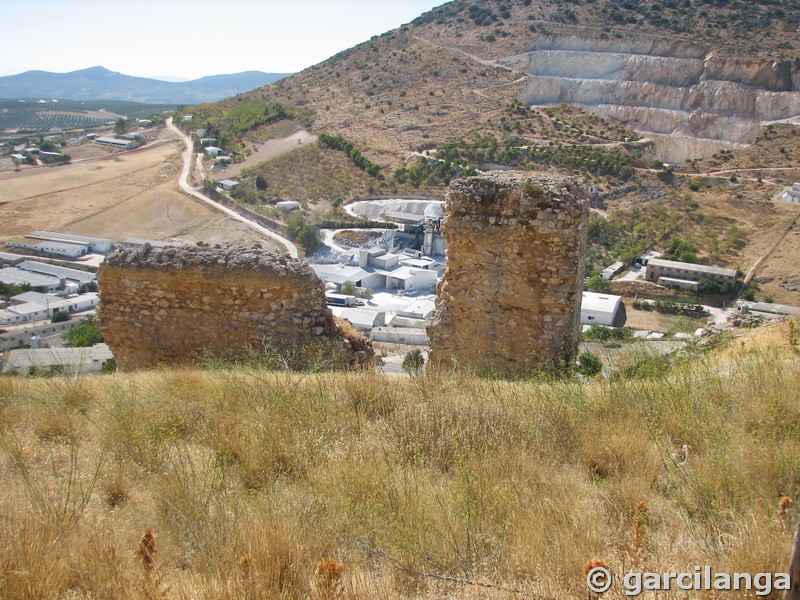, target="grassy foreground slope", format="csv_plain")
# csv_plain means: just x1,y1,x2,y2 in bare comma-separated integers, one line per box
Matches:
0,324,798,598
